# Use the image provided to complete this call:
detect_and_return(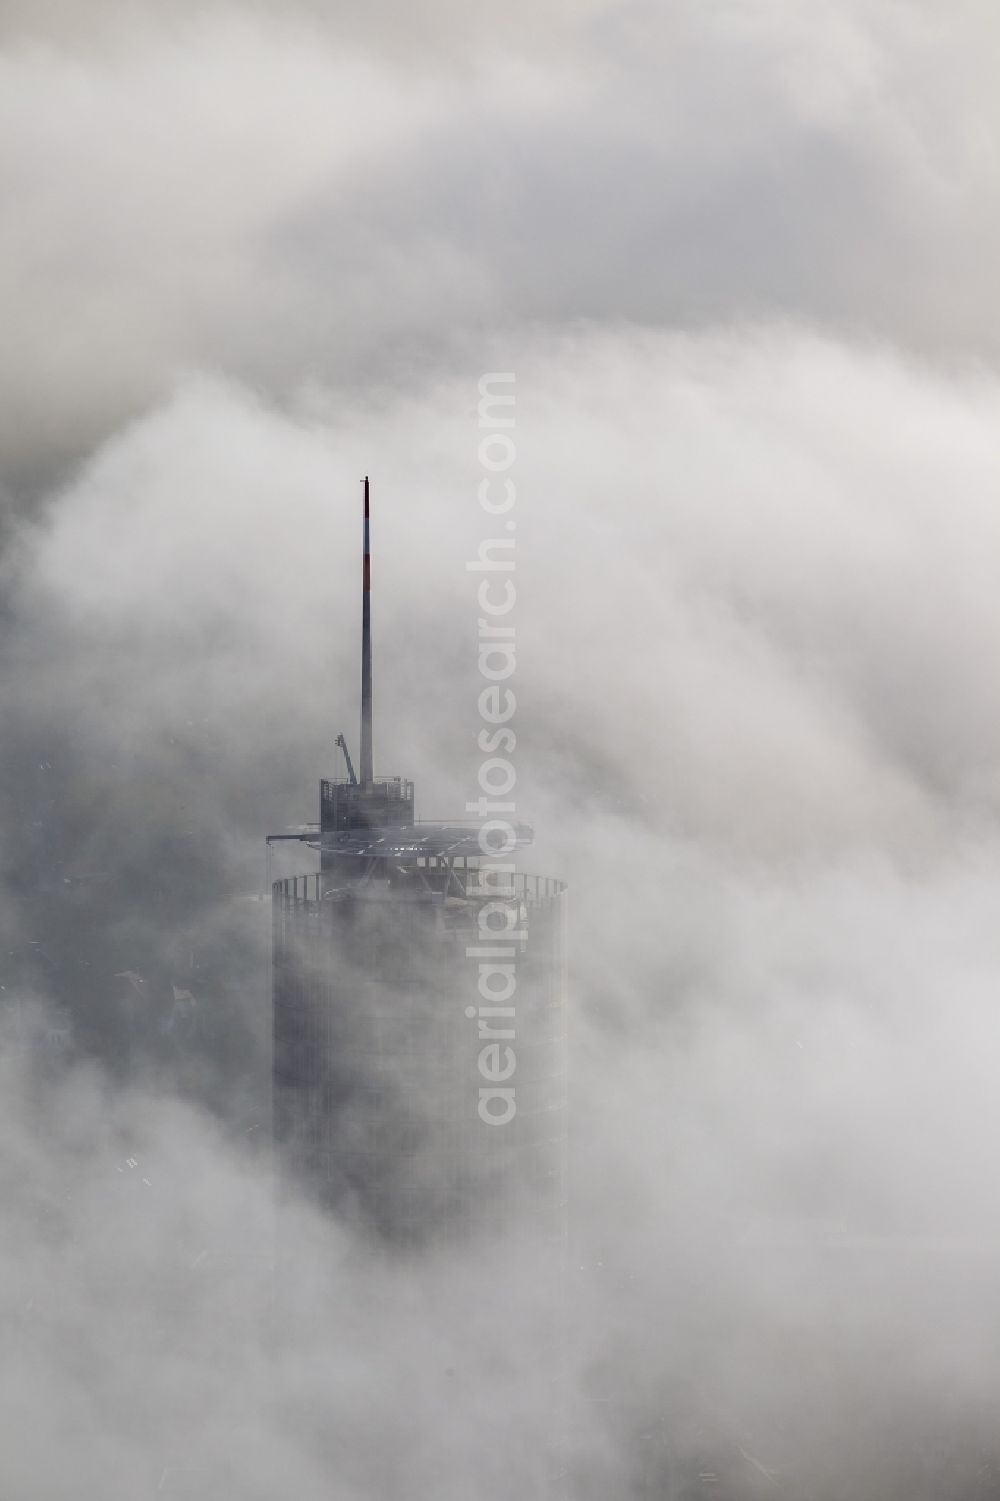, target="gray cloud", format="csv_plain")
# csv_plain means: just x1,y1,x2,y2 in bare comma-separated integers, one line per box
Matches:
4,329,1000,1491
5,2,1000,1494
3,1,1000,497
